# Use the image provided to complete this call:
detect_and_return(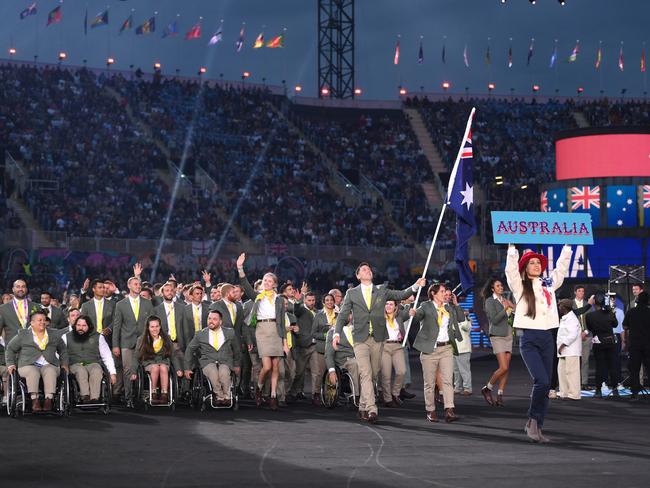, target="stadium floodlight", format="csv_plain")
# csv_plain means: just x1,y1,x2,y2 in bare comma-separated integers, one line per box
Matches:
559,0,566,5
321,87,330,96
295,85,303,93
488,82,496,91
153,62,162,71
242,71,251,79
532,84,540,92
442,81,451,91
58,51,67,61
521,185,528,190
529,0,536,5
354,88,362,96
9,47,17,56
199,67,207,74
399,87,407,96
106,57,115,66
577,86,584,94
